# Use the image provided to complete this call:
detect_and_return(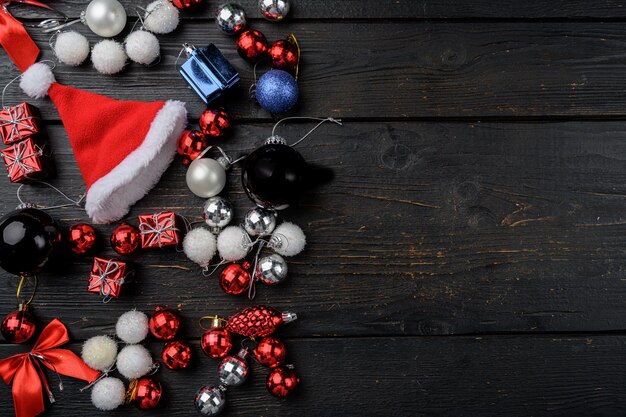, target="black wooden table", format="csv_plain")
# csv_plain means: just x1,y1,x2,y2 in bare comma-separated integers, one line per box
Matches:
2,1,626,416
